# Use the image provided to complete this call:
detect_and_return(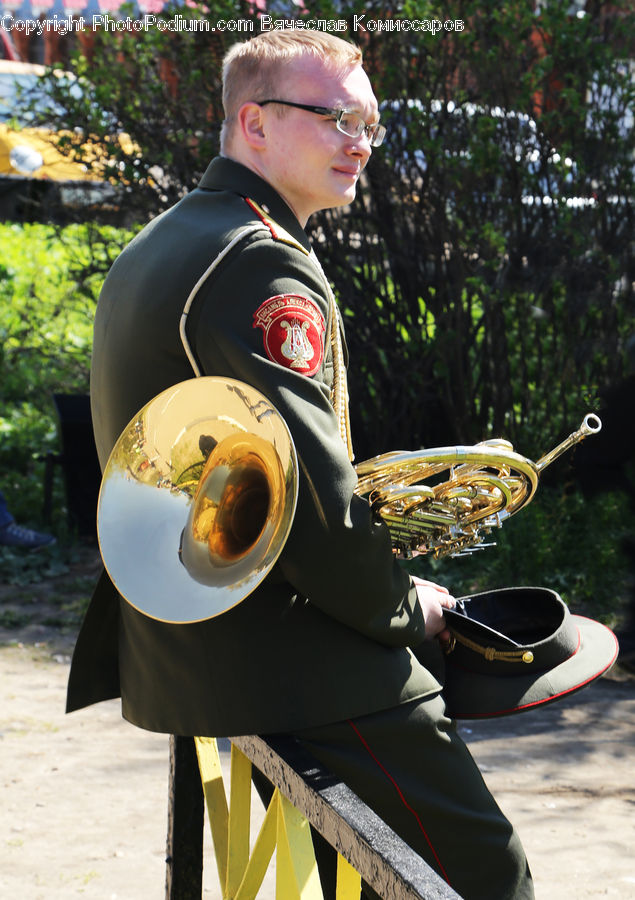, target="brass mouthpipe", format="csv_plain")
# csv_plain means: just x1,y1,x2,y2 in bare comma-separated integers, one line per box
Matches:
535,414,602,474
